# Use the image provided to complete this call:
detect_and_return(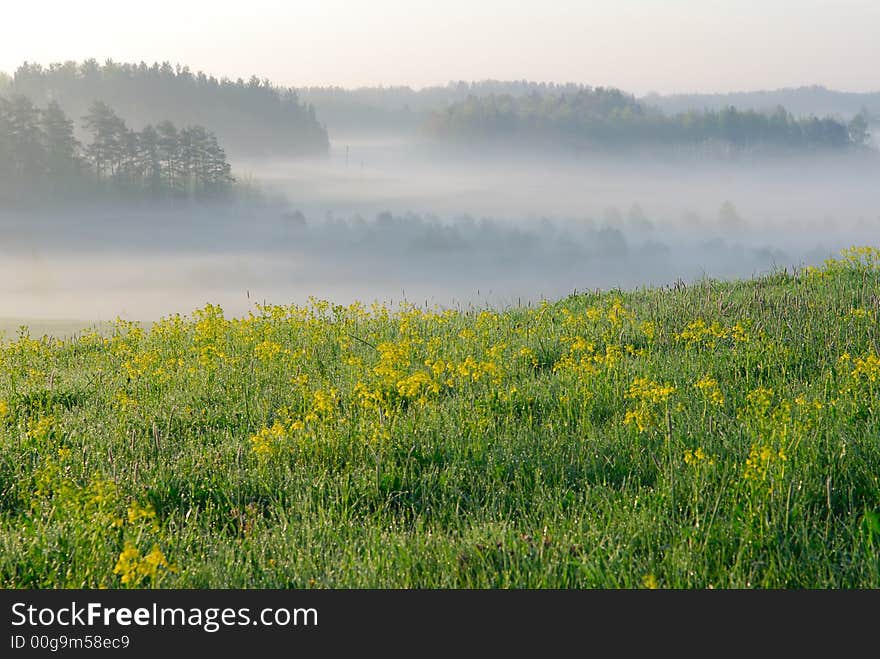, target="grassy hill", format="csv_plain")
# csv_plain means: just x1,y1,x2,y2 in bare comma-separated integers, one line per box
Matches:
1,247,878,588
